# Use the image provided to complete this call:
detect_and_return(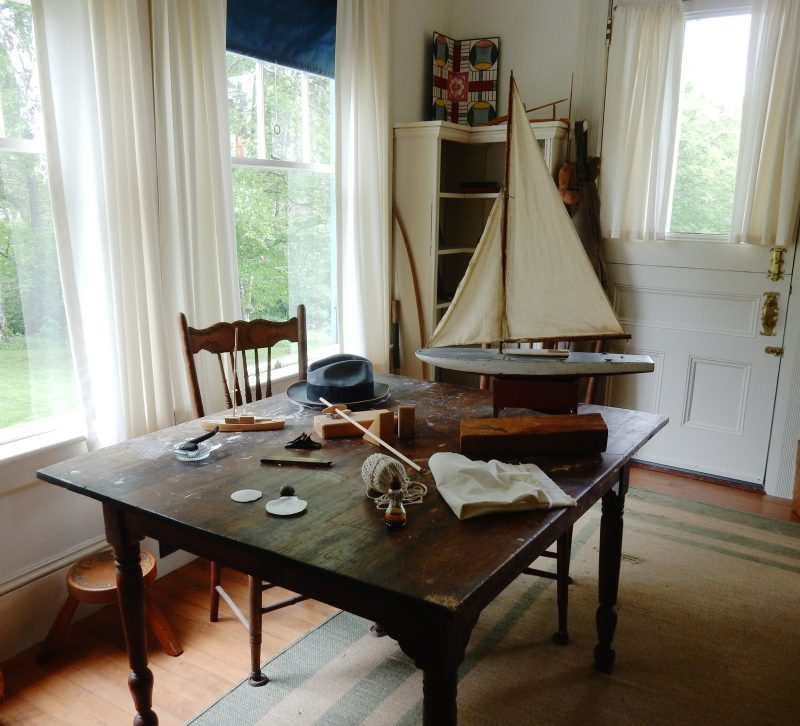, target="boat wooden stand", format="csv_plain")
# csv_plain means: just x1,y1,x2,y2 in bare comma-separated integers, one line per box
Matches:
492,375,580,416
